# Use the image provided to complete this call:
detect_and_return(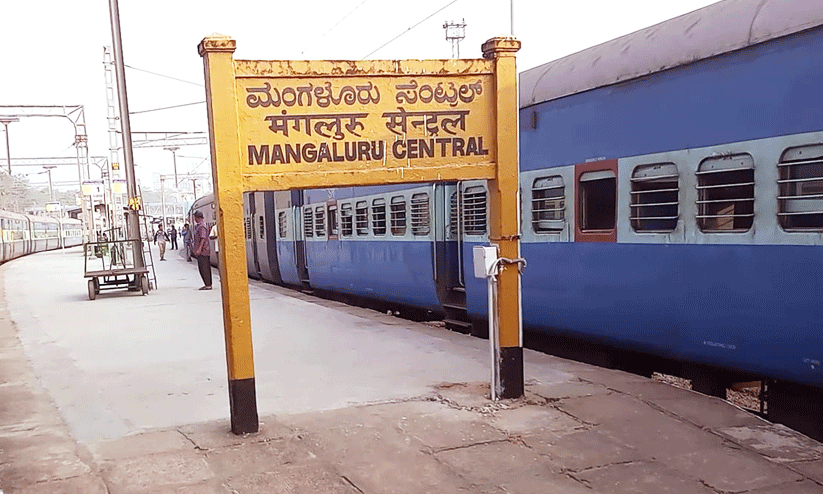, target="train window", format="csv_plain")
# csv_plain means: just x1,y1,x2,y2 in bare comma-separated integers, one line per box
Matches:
355,201,369,235
315,206,326,237
328,205,338,237
463,186,487,235
340,203,353,236
372,198,387,235
303,207,313,238
778,144,823,230
630,163,679,232
244,217,252,240
696,154,754,232
579,170,616,231
448,192,459,237
532,176,565,233
259,216,265,239
411,193,430,236
390,196,407,236
278,212,287,238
